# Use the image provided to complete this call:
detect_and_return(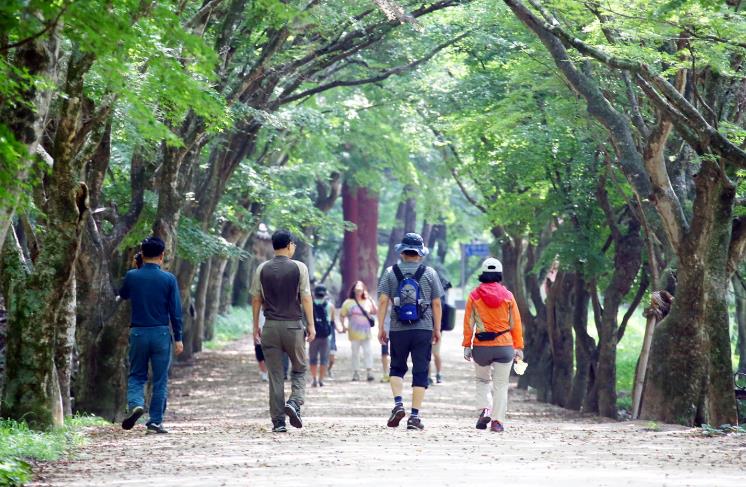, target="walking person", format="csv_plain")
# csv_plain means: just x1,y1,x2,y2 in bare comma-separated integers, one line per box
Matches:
377,233,443,430
251,230,315,433
463,258,524,433
119,236,184,434
340,281,378,382
309,284,336,387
